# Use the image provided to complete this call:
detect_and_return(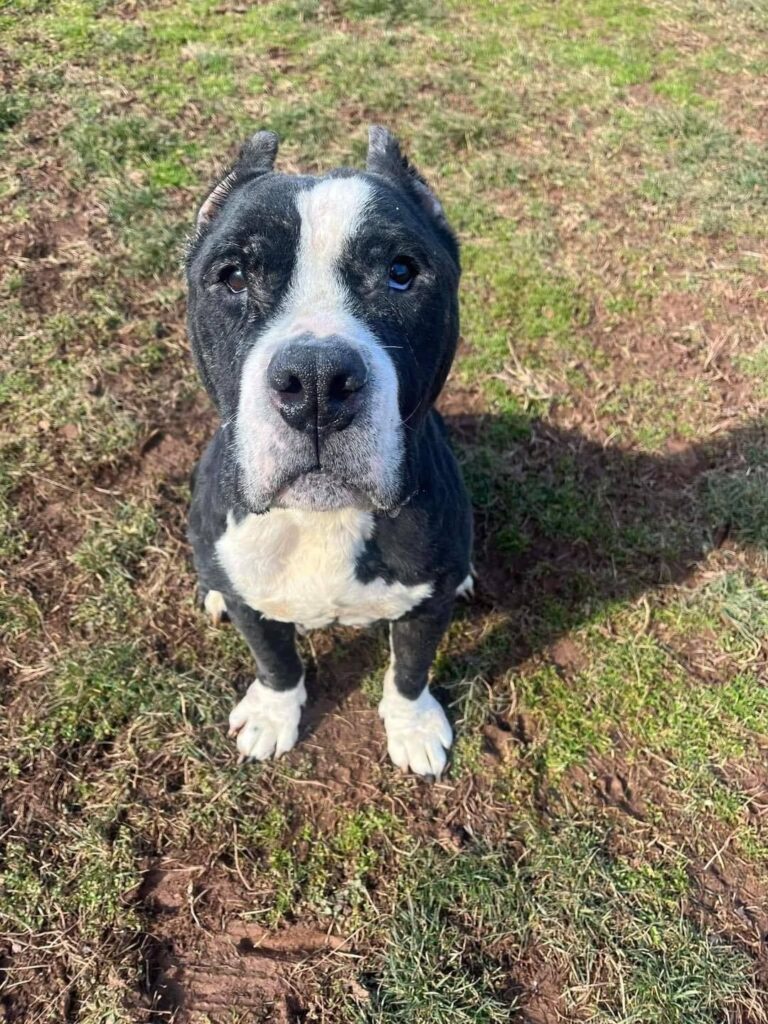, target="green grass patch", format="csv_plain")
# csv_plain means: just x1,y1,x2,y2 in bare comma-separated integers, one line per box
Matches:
360,820,756,1023
697,571,768,666
0,820,140,940
20,643,180,753
702,461,768,550
71,502,158,632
